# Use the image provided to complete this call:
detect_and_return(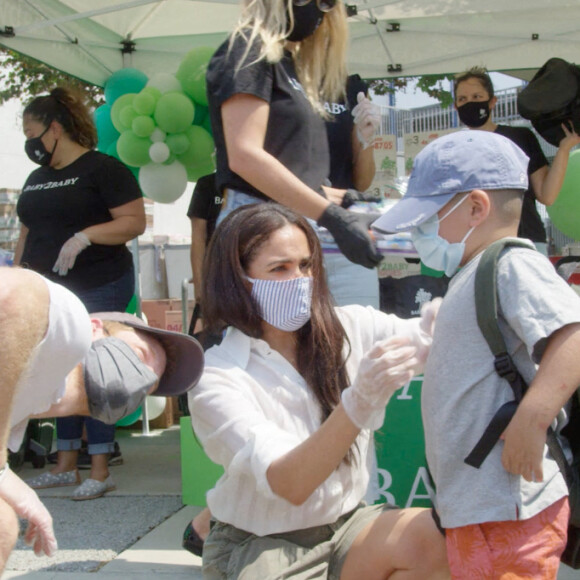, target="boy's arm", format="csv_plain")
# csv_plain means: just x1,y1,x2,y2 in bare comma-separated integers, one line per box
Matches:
501,322,580,482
